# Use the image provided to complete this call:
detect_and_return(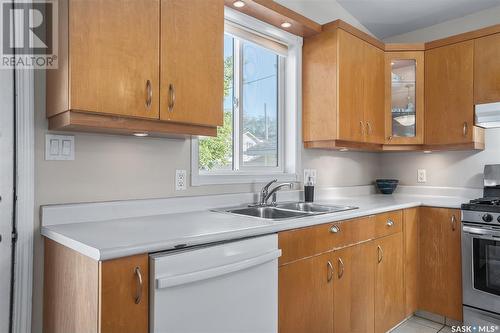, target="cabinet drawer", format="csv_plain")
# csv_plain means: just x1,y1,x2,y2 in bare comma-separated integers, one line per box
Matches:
330,216,376,249
279,223,334,265
374,210,402,238
279,216,377,265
